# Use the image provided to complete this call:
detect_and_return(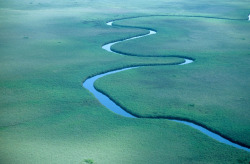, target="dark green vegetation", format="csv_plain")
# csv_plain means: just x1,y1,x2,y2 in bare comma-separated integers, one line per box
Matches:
83,159,94,164
0,0,249,163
